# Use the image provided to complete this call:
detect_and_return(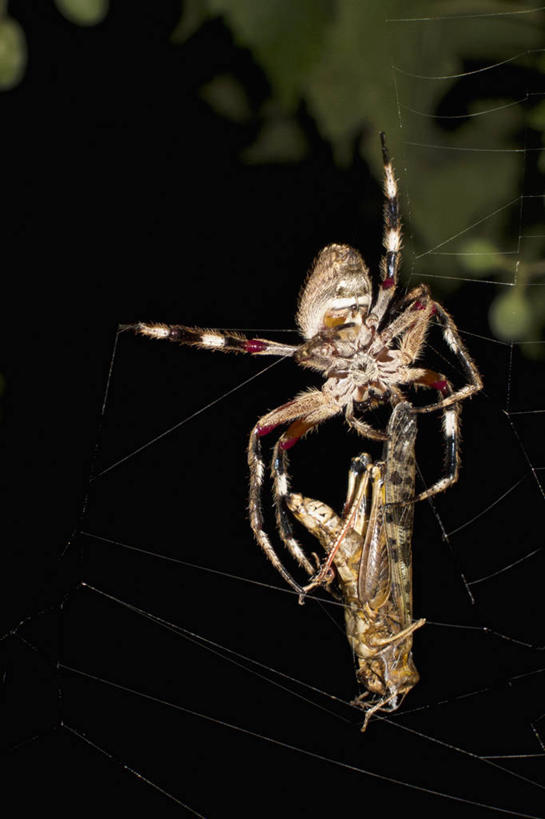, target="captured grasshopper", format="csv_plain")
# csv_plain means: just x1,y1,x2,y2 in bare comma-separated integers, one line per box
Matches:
288,402,425,730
